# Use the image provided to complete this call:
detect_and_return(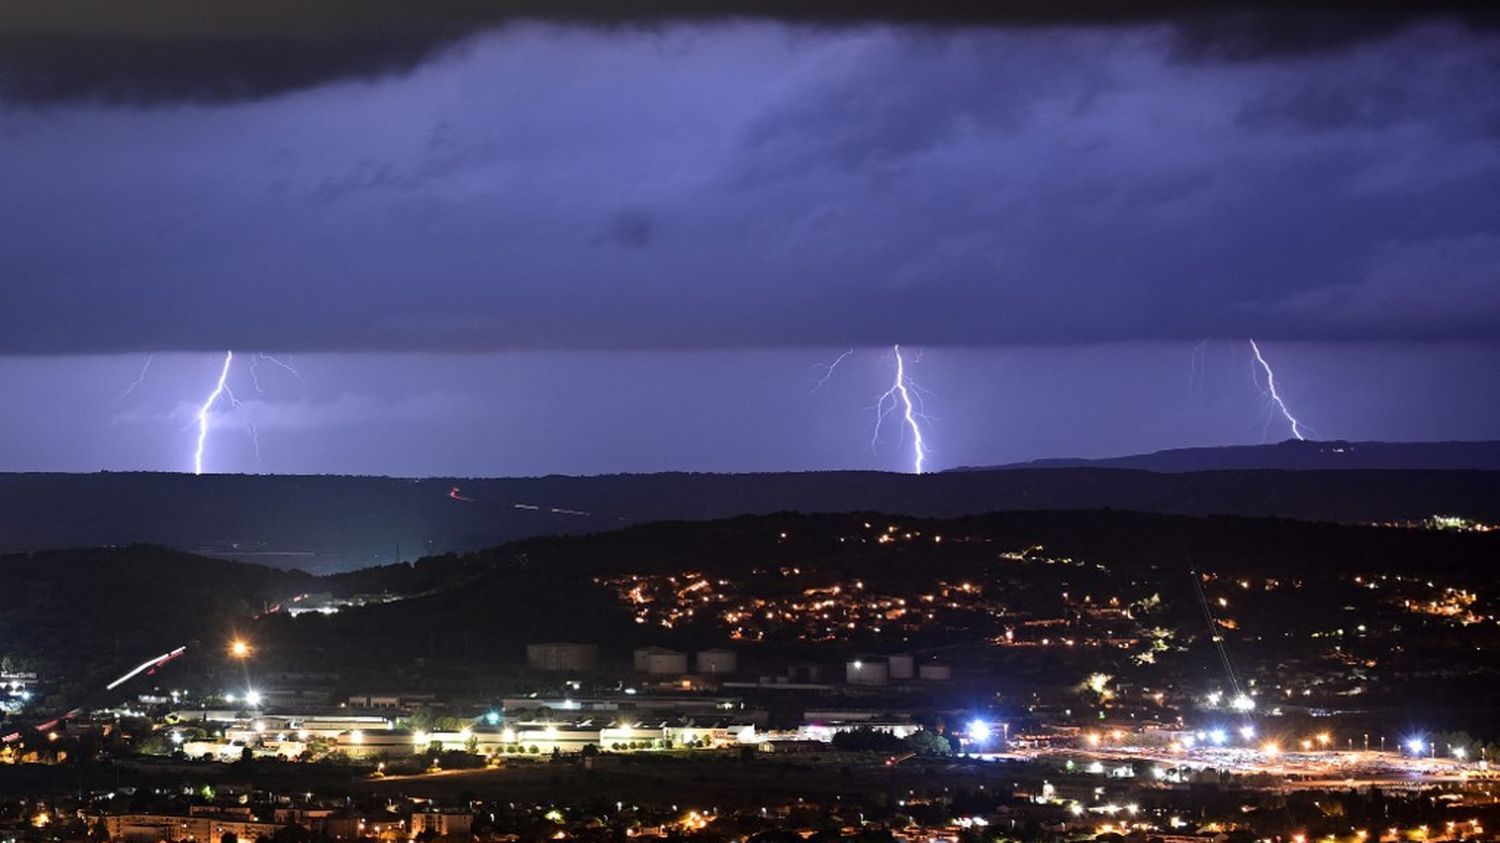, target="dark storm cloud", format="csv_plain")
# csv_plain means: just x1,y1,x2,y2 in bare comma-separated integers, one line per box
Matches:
1,1,1495,107
1,11,1498,354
